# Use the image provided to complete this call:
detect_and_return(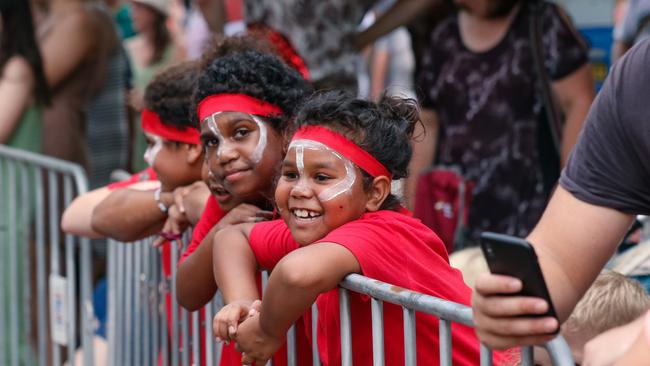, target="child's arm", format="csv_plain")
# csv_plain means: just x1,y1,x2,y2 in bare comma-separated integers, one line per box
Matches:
176,205,273,310
91,184,173,242
235,242,361,365
211,223,262,340
61,186,112,239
